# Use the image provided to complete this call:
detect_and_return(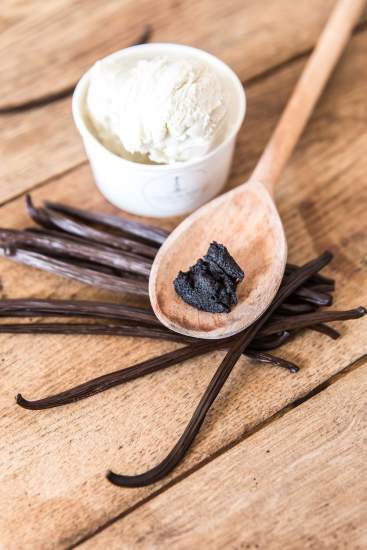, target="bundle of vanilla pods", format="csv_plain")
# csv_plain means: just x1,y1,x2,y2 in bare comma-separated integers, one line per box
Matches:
0,196,365,487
